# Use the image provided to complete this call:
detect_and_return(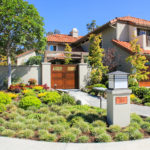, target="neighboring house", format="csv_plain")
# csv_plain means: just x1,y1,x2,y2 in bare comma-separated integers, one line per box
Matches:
16,50,36,66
